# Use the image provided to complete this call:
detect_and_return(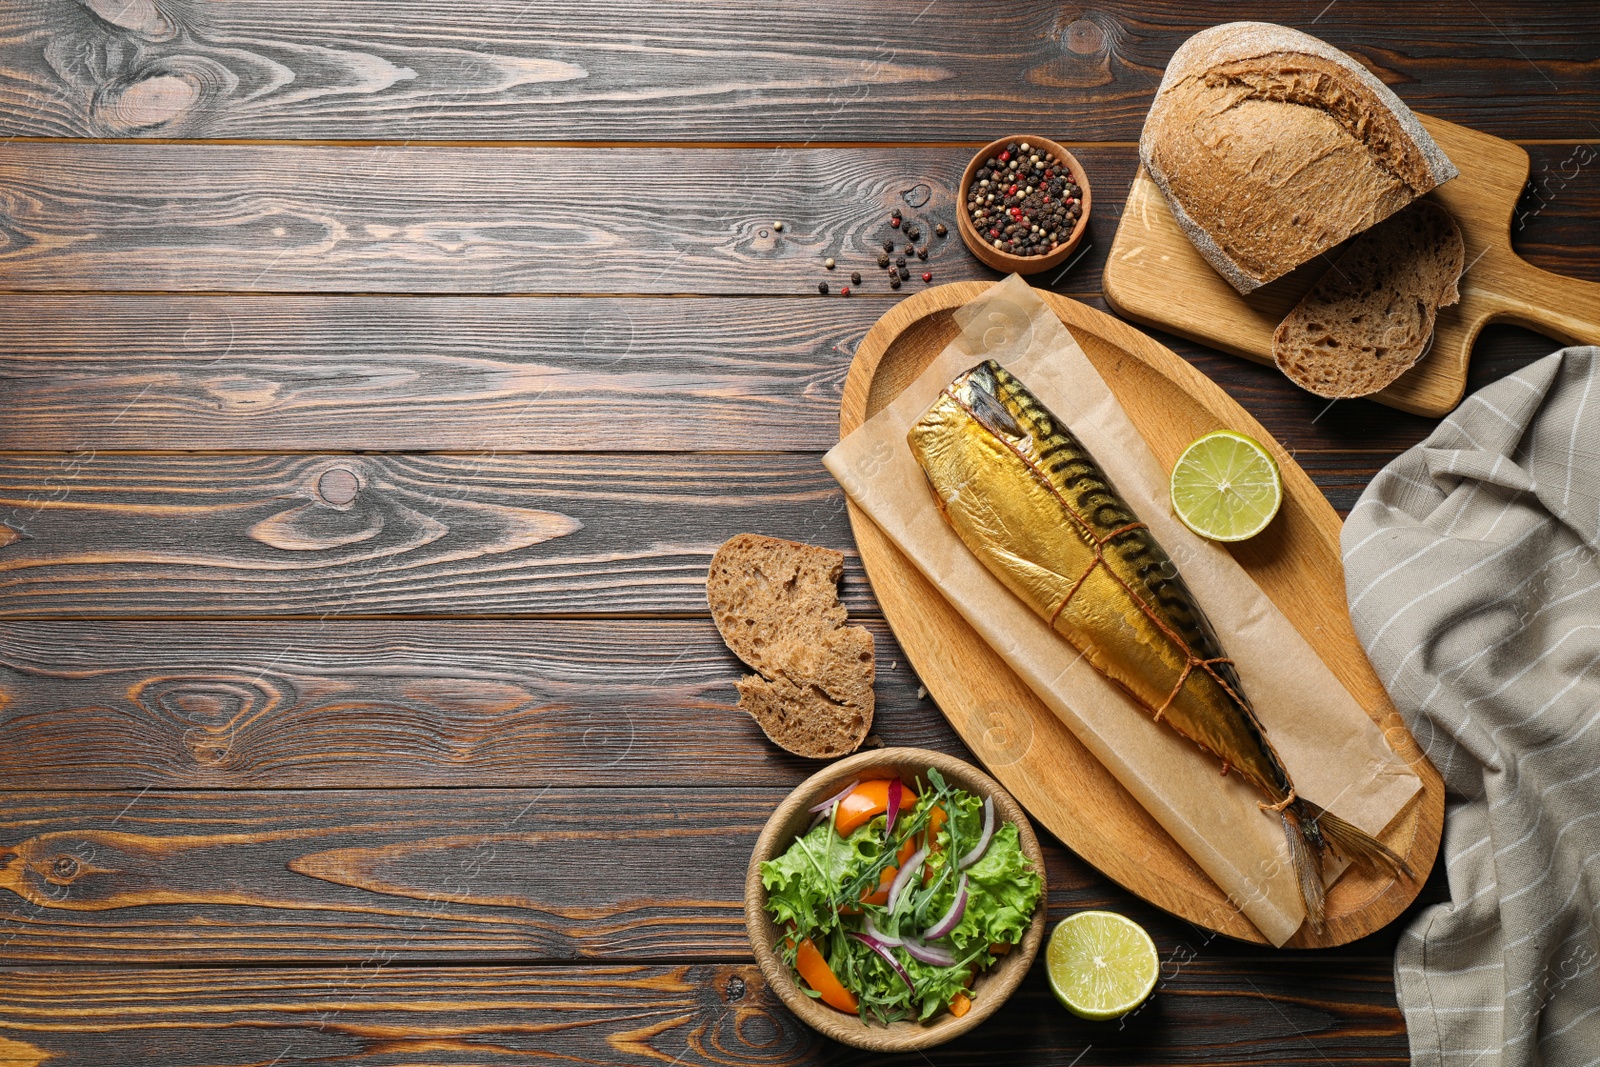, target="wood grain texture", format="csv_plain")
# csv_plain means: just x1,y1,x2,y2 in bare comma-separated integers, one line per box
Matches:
1105,118,1600,416
0,785,1424,967
0,298,1578,464
0,143,1012,293
0,451,869,618
840,285,1443,947
0,142,1592,300
0,788,765,962
0,296,874,452
0,0,1591,141
0,447,1492,620
0,618,965,788
0,960,1407,1066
